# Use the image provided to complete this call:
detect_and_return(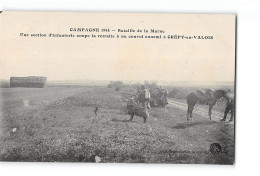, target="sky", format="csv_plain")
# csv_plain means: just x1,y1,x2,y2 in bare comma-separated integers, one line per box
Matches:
0,12,236,82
